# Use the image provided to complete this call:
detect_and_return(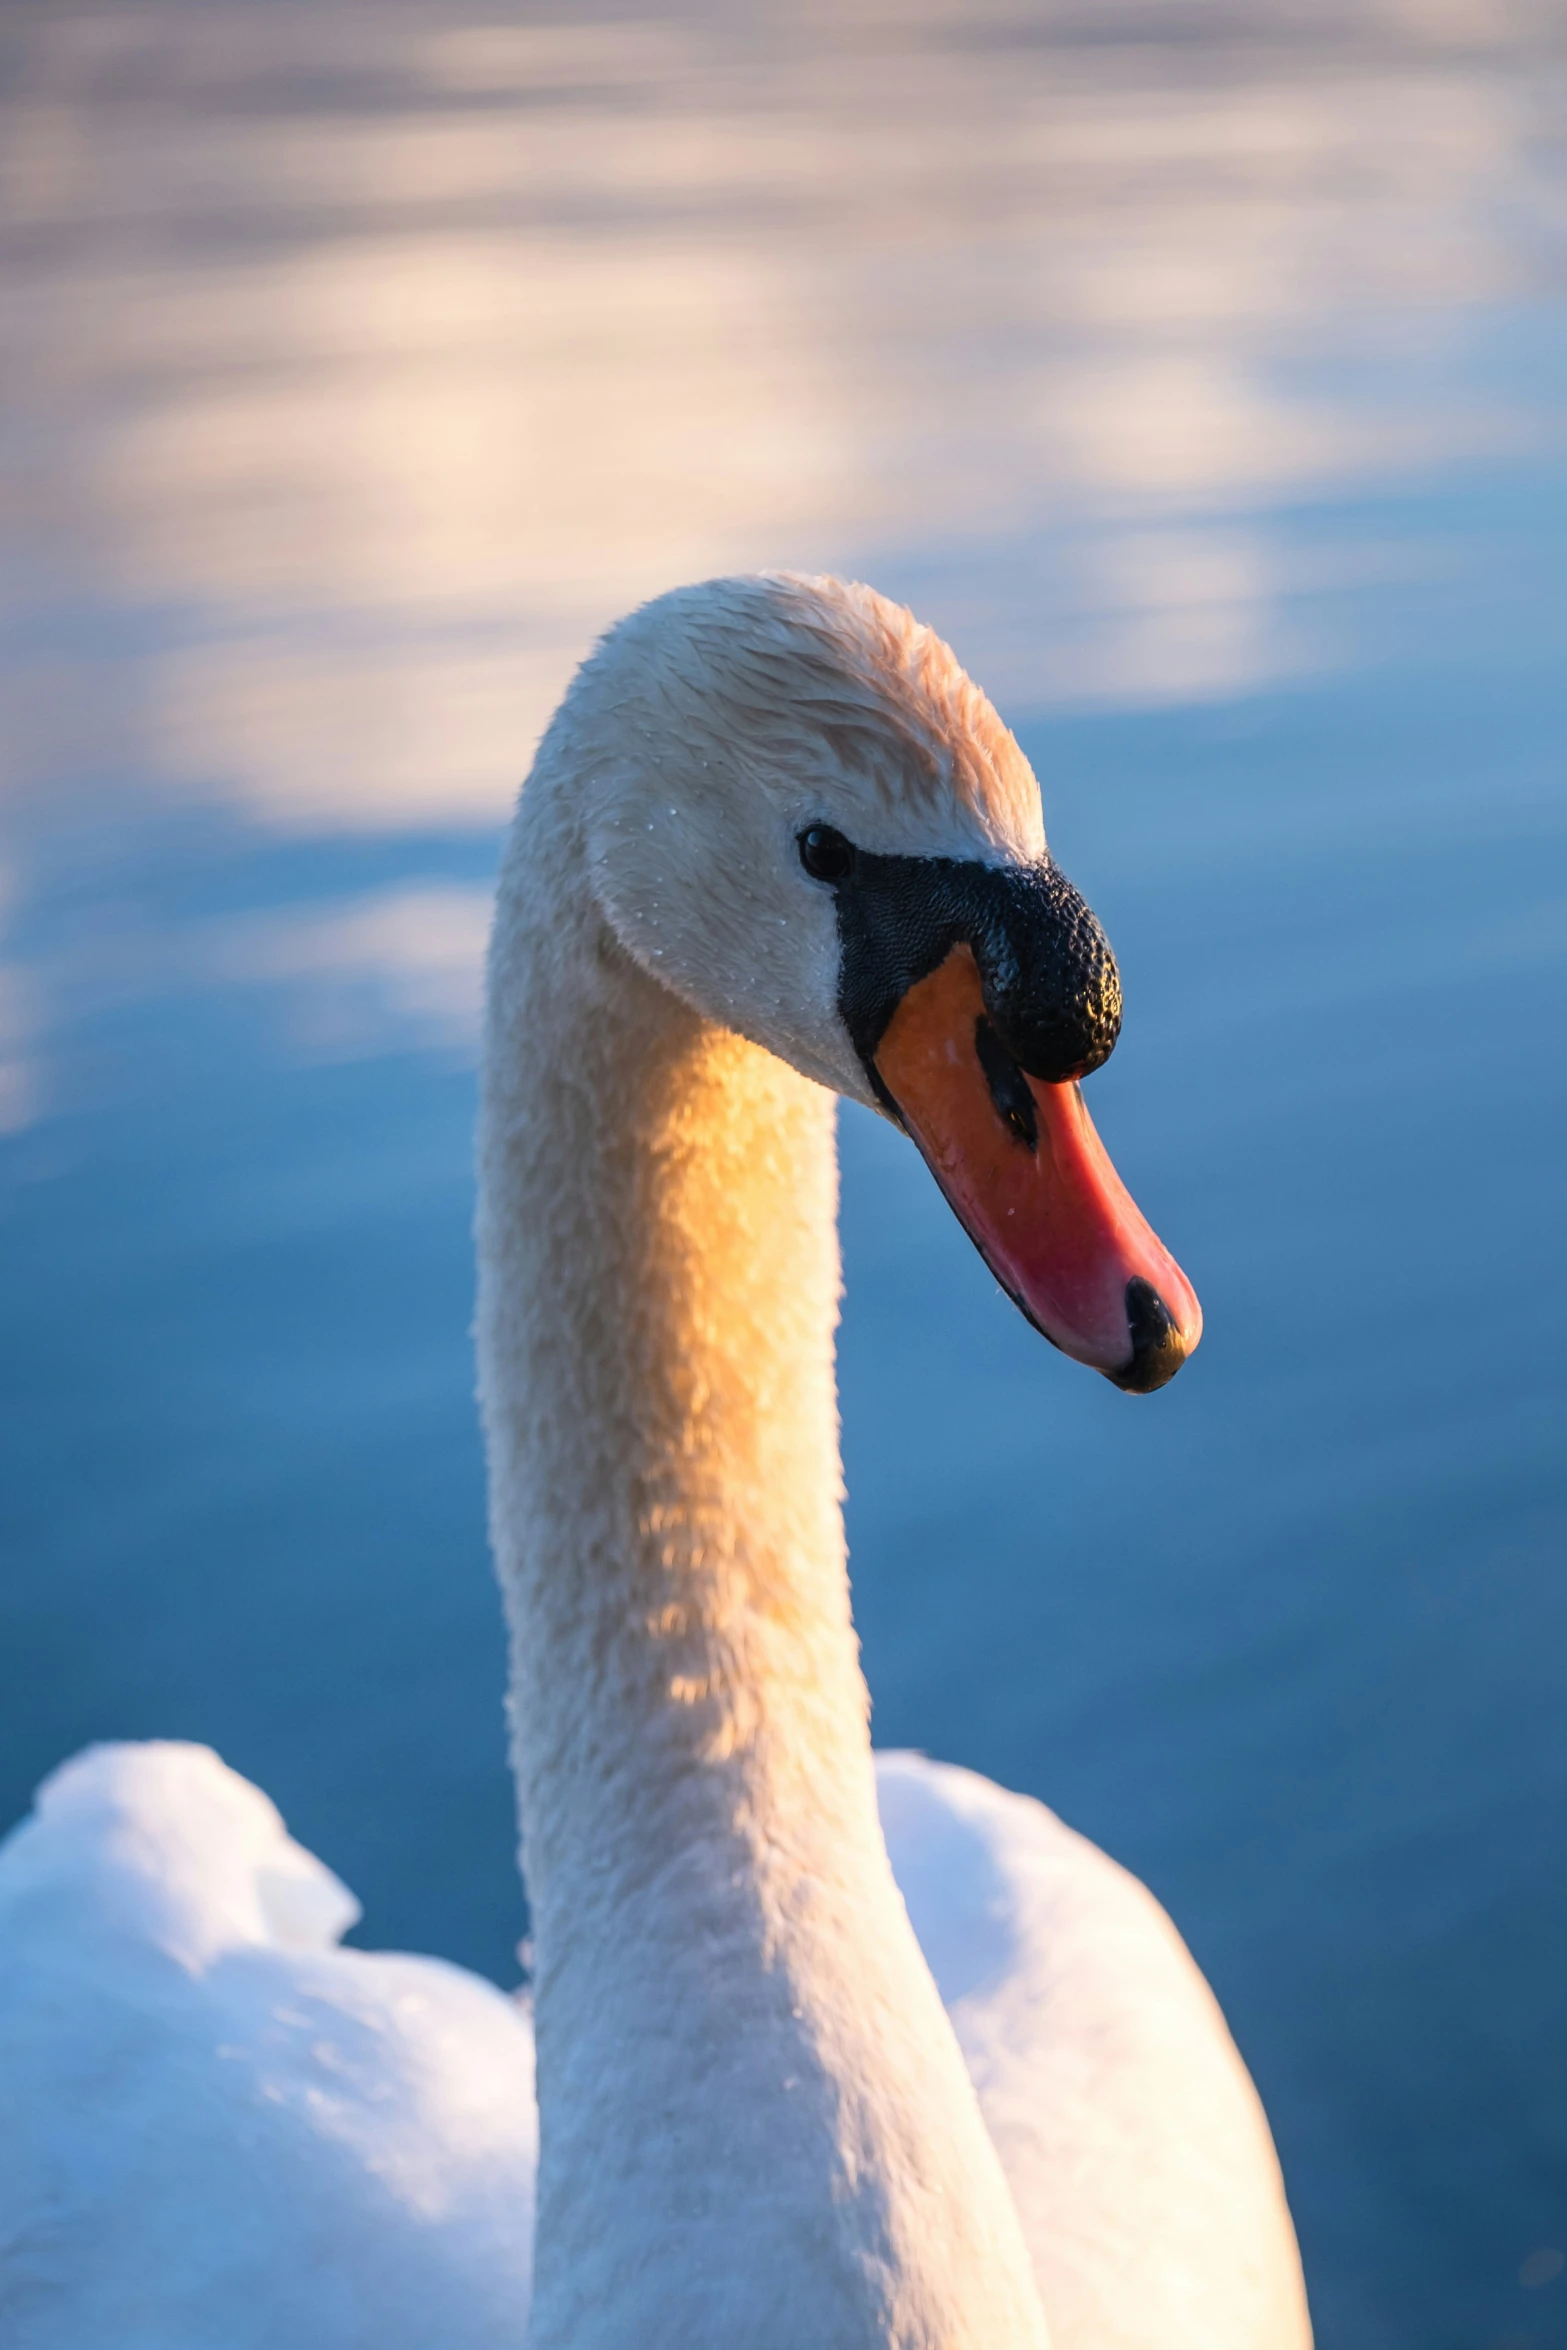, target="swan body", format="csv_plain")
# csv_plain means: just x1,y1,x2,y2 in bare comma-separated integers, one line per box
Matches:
0,575,1310,2347
0,1742,1300,2349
